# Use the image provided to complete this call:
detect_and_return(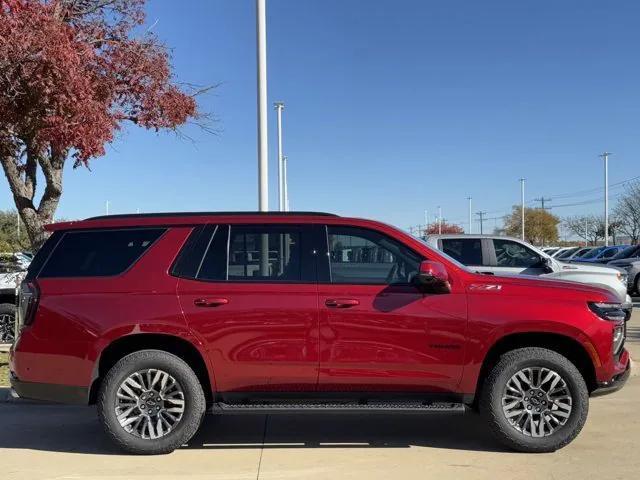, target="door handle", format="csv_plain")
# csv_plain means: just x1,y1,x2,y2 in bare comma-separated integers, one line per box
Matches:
194,298,229,307
325,298,360,308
